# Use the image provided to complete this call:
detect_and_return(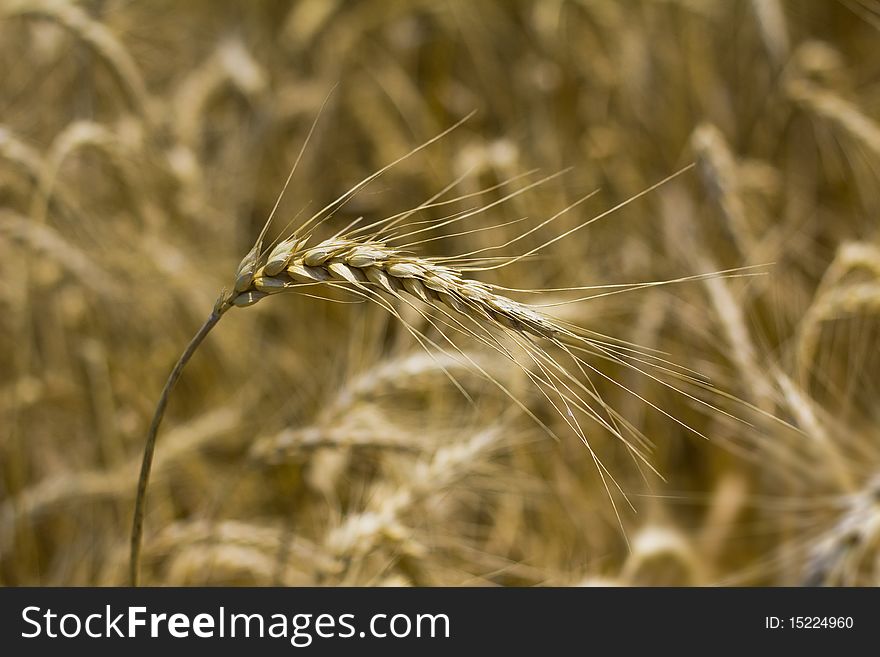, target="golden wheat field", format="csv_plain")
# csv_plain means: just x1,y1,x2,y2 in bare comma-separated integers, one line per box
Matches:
1,0,879,587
